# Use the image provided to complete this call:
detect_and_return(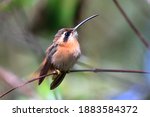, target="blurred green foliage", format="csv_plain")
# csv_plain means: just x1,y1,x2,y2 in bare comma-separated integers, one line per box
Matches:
0,0,36,11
